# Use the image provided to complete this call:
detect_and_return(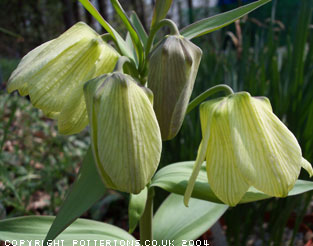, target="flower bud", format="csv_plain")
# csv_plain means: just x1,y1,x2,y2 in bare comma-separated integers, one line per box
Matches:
84,72,162,194
185,92,313,206
7,22,119,135
148,35,202,140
